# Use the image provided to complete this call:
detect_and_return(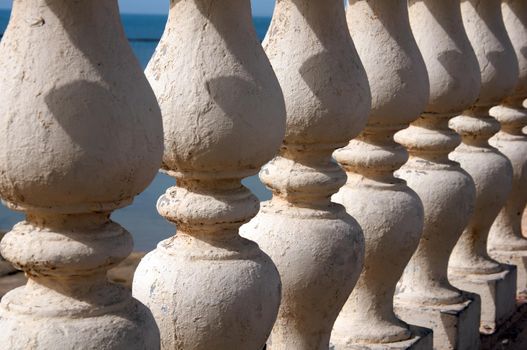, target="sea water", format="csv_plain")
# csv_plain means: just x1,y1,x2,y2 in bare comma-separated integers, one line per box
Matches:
0,10,272,250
